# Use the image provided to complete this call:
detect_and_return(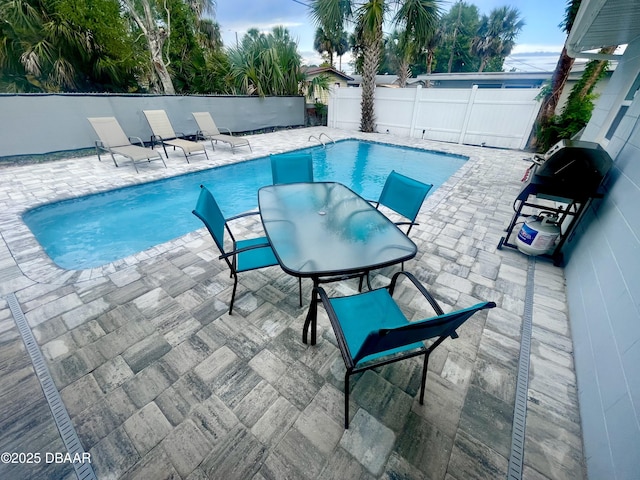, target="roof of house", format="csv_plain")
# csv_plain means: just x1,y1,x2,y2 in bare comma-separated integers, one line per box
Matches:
303,66,353,81
347,75,425,87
